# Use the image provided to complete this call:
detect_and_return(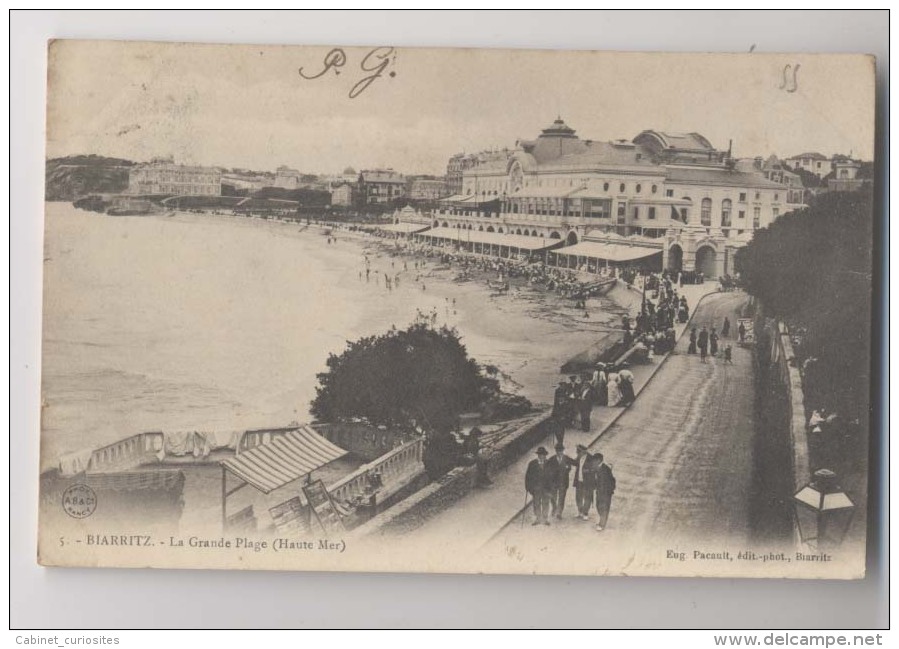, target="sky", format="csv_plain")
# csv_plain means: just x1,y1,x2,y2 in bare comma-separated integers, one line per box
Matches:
46,41,876,176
